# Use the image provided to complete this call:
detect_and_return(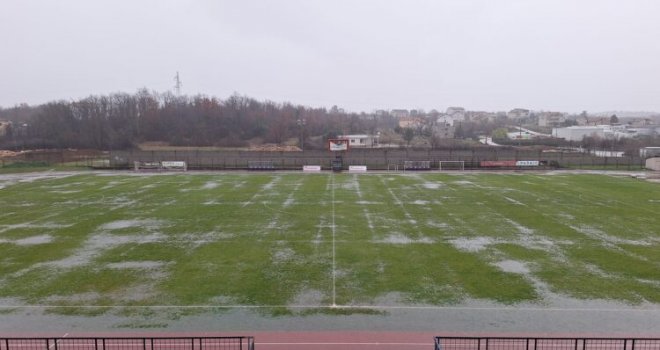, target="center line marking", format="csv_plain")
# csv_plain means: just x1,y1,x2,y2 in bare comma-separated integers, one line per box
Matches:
331,173,337,308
